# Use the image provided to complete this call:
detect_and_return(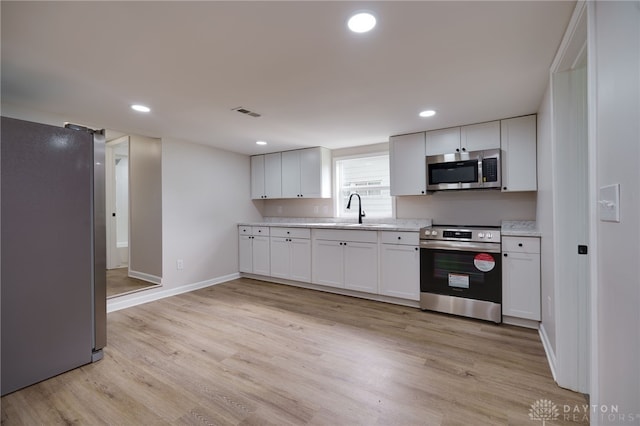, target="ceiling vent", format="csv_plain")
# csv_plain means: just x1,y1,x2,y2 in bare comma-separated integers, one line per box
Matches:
232,106,261,118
